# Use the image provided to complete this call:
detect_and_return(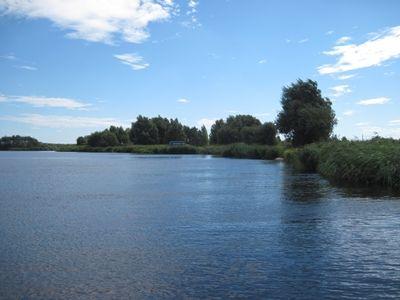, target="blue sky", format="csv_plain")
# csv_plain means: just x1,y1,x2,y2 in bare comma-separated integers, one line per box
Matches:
0,0,399,143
